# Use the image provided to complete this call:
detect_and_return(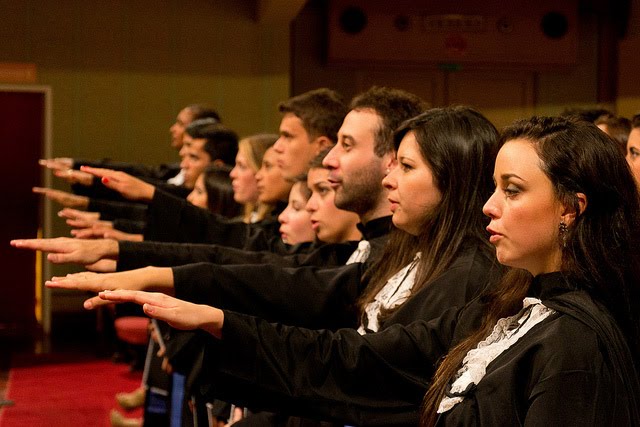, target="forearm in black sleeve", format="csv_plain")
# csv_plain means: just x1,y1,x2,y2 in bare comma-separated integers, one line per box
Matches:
112,218,146,234
87,198,148,222
116,240,357,273
172,262,365,329
145,188,251,246
198,310,467,426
